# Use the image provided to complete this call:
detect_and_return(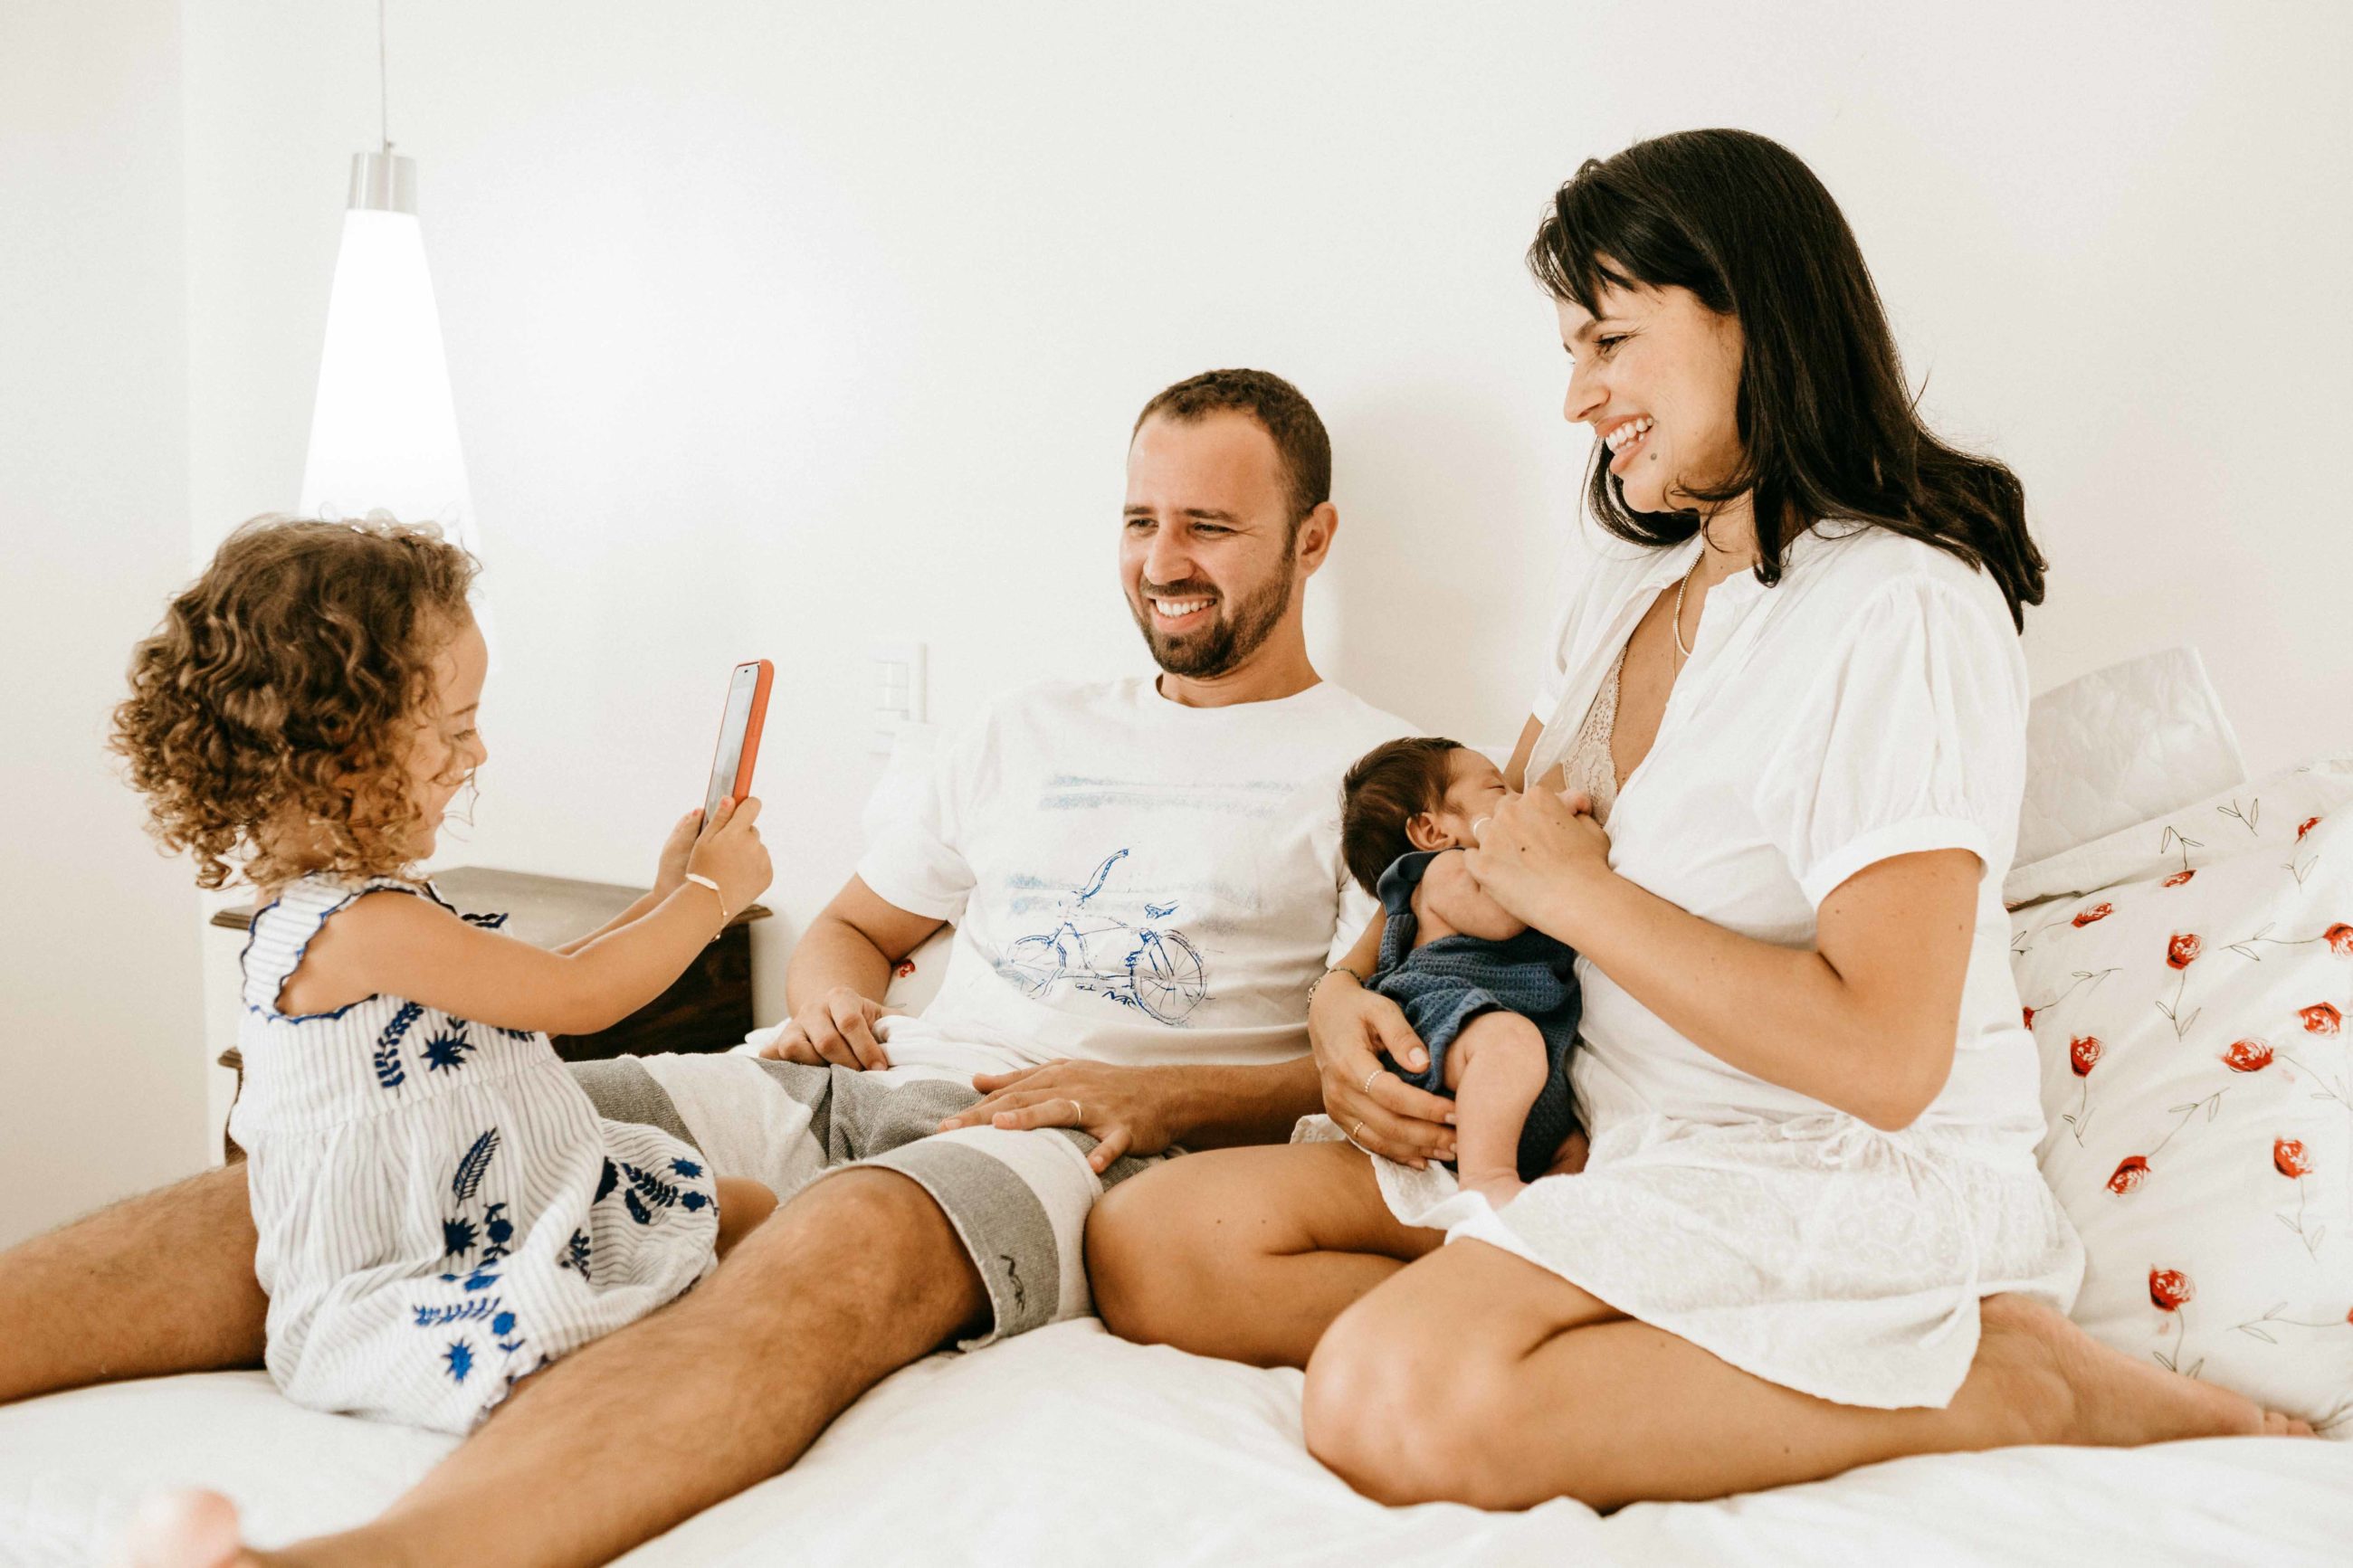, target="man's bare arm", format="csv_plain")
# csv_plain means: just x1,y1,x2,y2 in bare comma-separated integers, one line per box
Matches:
767,876,945,1069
